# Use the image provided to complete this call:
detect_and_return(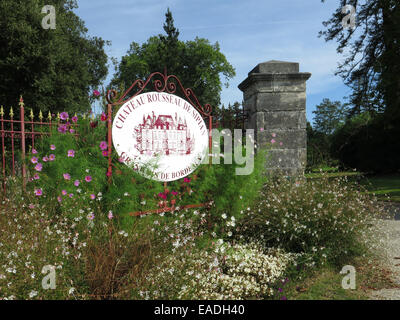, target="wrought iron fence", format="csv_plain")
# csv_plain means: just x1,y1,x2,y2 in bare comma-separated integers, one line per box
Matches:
0,96,81,193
